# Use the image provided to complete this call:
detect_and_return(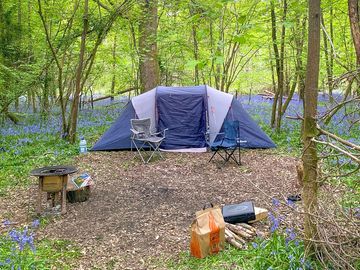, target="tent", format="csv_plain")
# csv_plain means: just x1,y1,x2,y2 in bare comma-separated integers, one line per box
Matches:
91,85,276,151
